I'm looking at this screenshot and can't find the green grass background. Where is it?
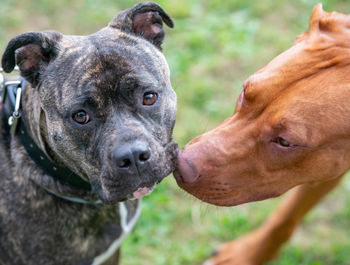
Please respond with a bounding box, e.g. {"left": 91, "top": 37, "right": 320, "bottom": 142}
{"left": 1, "top": 0, "right": 350, "bottom": 264}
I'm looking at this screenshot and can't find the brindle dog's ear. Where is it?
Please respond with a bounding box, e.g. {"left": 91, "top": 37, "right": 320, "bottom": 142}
{"left": 108, "top": 2, "right": 174, "bottom": 49}
{"left": 1, "top": 31, "right": 62, "bottom": 87}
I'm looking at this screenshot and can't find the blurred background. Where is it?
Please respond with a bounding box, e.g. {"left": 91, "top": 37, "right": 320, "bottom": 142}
{"left": 1, "top": 0, "right": 350, "bottom": 264}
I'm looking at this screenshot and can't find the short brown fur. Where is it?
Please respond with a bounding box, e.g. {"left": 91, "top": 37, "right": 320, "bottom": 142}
{"left": 175, "top": 4, "right": 350, "bottom": 264}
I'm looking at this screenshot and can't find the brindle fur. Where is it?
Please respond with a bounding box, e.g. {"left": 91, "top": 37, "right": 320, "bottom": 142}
{"left": 0, "top": 2, "right": 176, "bottom": 265}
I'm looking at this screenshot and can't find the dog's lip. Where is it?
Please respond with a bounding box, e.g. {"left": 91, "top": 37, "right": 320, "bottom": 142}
{"left": 173, "top": 170, "right": 184, "bottom": 183}
{"left": 130, "top": 183, "right": 157, "bottom": 199}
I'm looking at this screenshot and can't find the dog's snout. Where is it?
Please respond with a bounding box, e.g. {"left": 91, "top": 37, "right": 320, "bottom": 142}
{"left": 113, "top": 142, "right": 151, "bottom": 170}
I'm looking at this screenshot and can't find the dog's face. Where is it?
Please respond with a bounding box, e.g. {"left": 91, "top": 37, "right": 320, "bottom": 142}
{"left": 175, "top": 4, "right": 350, "bottom": 206}
{"left": 1, "top": 3, "right": 177, "bottom": 202}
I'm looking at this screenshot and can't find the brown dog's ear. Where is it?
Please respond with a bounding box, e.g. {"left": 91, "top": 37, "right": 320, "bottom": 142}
{"left": 1, "top": 31, "right": 62, "bottom": 87}
{"left": 108, "top": 2, "right": 174, "bottom": 49}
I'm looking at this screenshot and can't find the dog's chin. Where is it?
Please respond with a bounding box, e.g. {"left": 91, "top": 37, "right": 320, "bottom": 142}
{"left": 96, "top": 181, "right": 158, "bottom": 203}
{"left": 128, "top": 183, "right": 157, "bottom": 200}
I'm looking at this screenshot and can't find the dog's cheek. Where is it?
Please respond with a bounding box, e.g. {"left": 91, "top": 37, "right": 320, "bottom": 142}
{"left": 46, "top": 119, "right": 98, "bottom": 167}
{"left": 149, "top": 141, "right": 175, "bottom": 179}
{"left": 159, "top": 90, "right": 177, "bottom": 142}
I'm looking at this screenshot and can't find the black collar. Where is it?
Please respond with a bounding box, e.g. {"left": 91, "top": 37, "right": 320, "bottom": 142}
{"left": 0, "top": 76, "right": 91, "bottom": 191}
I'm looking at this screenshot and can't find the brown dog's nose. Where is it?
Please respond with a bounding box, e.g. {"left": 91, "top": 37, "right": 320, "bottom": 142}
{"left": 175, "top": 151, "right": 200, "bottom": 183}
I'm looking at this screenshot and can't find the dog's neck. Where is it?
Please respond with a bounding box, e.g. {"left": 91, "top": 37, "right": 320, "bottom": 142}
{"left": 0, "top": 76, "right": 99, "bottom": 202}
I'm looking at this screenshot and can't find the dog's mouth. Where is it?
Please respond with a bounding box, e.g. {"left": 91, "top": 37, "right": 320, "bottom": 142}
{"left": 128, "top": 182, "right": 157, "bottom": 200}
{"left": 99, "top": 178, "right": 161, "bottom": 203}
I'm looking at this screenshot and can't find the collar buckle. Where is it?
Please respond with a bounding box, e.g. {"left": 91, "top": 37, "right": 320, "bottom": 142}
{"left": 3, "top": 80, "right": 22, "bottom": 134}
{"left": 0, "top": 68, "right": 4, "bottom": 106}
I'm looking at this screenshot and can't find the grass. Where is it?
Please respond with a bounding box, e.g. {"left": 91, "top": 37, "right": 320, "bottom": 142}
{"left": 1, "top": 0, "right": 350, "bottom": 264}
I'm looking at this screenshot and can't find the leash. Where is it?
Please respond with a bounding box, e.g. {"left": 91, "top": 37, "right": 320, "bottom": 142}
{"left": 0, "top": 69, "right": 101, "bottom": 204}
{"left": 92, "top": 199, "right": 142, "bottom": 265}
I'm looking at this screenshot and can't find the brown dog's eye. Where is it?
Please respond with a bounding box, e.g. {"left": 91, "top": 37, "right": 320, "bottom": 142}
{"left": 143, "top": 92, "right": 158, "bottom": 105}
{"left": 277, "top": 137, "right": 291, "bottom": 147}
{"left": 73, "top": 111, "right": 90, "bottom": 124}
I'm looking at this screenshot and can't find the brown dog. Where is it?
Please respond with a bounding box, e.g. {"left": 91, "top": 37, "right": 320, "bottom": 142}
{"left": 175, "top": 4, "right": 350, "bottom": 265}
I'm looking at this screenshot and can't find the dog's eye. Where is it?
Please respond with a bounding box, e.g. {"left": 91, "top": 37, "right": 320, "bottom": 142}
{"left": 277, "top": 137, "right": 291, "bottom": 147}
{"left": 73, "top": 111, "right": 90, "bottom": 124}
{"left": 143, "top": 92, "right": 158, "bottom": 106}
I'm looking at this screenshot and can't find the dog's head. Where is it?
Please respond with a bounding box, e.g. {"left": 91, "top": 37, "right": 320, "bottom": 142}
{"left": 175, "top": 4, "right": 350, "bottom": 206}
{"left": 1, "top": 2, "right": 177, "bottom": 202}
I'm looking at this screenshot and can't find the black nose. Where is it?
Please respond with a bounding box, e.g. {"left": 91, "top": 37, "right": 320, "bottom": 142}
{"left": 113, "top": 142, "right": 151, "bottom": 170}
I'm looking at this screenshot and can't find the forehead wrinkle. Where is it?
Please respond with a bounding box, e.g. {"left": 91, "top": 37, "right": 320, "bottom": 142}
{"left": 58, "top": 77, "right": 98, "bottom": 112}
{"left": 107, "top": 36, "right": 166, "bottom": 83}
{"left": 96, "top": 48, "right": 132, "bottom": 94}
{"left": 87, "top": 33, "right": 167, "bottom": 97}
{"left": 243, "top": 6, "right": 350, "bottom": 108}
{"left": 74, "top": 91, "right": 99, "bottom": 104}
{"left": 73, "top": 83, "right": 111, "bottom": 113}
{"left": 51, "top": 39, "right": 100, "bottom": 103}
{"left": 242, "top": 38, "right": 350, "bottom": 117}
{"left": 131, "top": 41, "right": 167, "bottom": 83}
{"left": 119, "top": 71, "right": 156, "bottom": 90}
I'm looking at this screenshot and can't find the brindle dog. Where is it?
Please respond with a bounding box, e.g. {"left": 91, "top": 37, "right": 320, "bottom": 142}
{"left": 0, "top": 2, "right": 177, "bottom": 265}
